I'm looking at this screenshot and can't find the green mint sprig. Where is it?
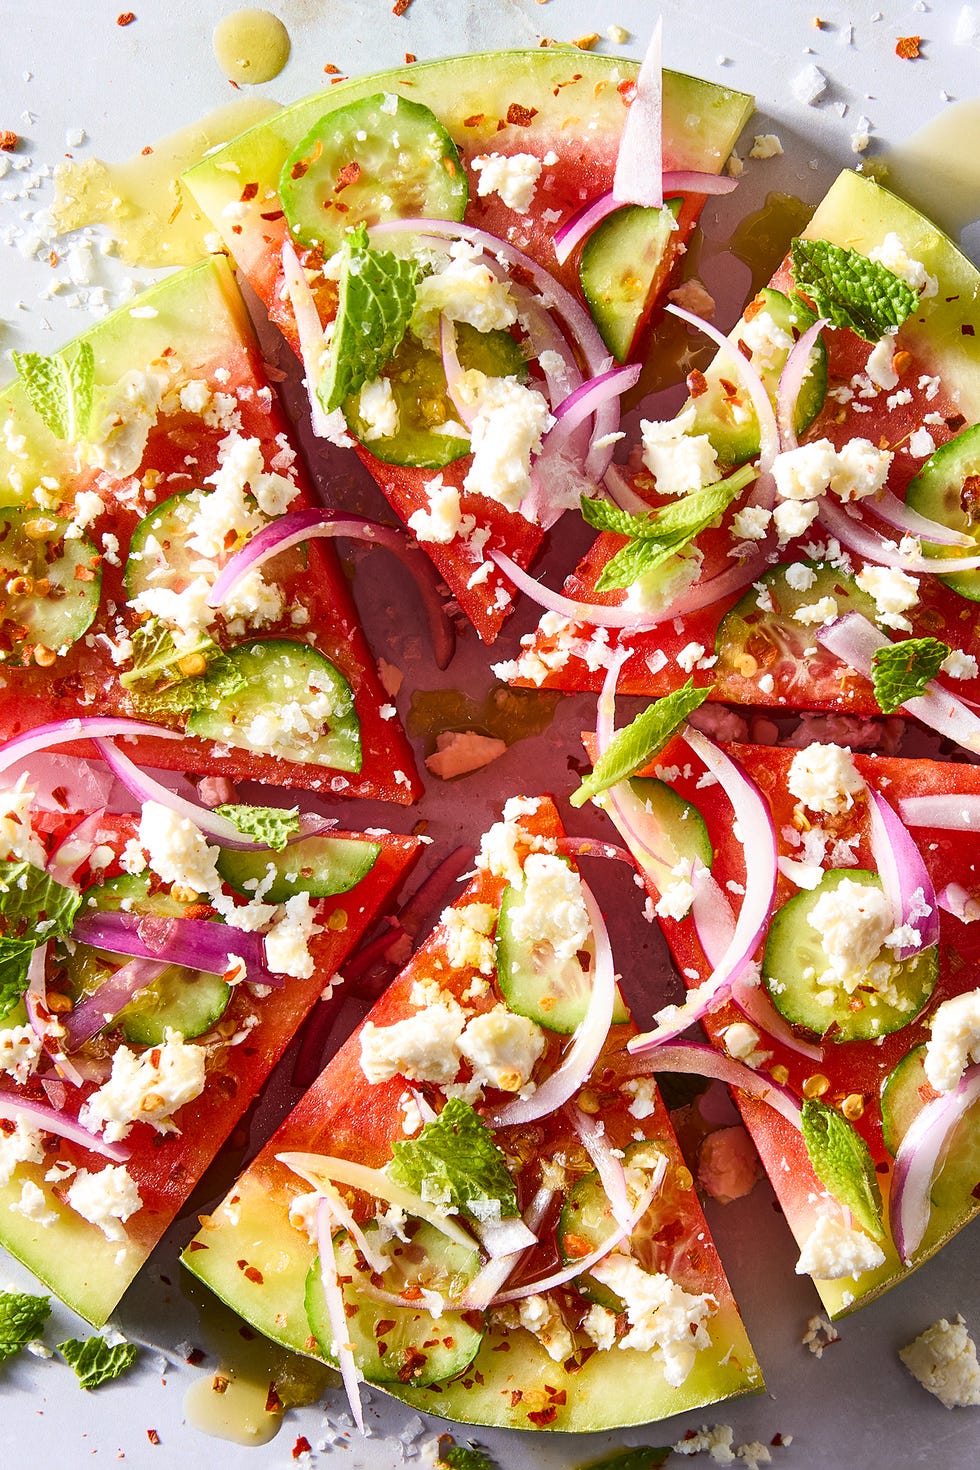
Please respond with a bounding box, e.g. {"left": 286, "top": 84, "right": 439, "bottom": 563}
{"left": 791, "top": 237, "right": 917, "bottom": 343}
{"left": 870, "top": 636, "right": 950, "bottom": 714}
{"left": 12, "top": 341, "right": 96, "bottom": 442}
{"left": 319, "top": 222, "right": 418, "bottom": 412}
{"left": 801, "top": 1098, "right": 884, "bottom": 1241}
{"left": 570, "top": 680, "right": 711, "bottom": 809}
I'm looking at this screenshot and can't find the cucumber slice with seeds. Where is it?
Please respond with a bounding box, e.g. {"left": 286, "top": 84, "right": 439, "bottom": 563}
{"left": 124, "top": 488, "right": 262, "bottom": 603}
{"left": 905, "top": 424, "right": 980, "bottom": 600}
{"left": 762, "top": 869, "right": 939, "bottom": 1042}
{"left": 186, "top": 640, "right": 361, "bottom": 771}
{"left": 881, "top": 1043, "right": 980, "bottom": 1214}
{"left": 557, "top": 1140, "right": 672, "bottom": 1309}
{"left": 216, "top": 833, "right": 380, "bottom": 903}
{"left": 306, "top": 1221, "right": 483, "bottom": 1387}
{"left": 280, "top": 93, "right": 468, "bottom": 254}
{"left": 580, "top": 199, "right": 682, "bottom": 364}
{"left": 0, "top": 508, "right": 101, "bottom": 664}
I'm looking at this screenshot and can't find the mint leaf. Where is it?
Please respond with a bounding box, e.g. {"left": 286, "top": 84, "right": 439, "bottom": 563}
{"left": 791, "top": 238, "right": 917, "bottom": 343}
{"left": 0, "top": 1290, "right": 50, "bottom": 1364}
{"left": 319, "top": 223, "right": 418, "bottom": 412}
{"left": 0, "top": 860, "right": 81, "bottom": 1013}
{"left": 871, "top": 636, "right": 950, "bottom": 715}
{"left": 595, "top": 535, "right": 685, "bottom": 592}
{"left": 801, "top": 1098, "right": 884, "bottom": 1241}
{"left": 58, "top": 1335, "right": 138, "bottom": 1390}
{"left": 578, "top": 1450, "right": 671, "bottom": 1470}
{"left": 443, "top": 1447, "right": 499, "bottom": 1470}
{"left": 121, "top": 620, "right": 246, "bottom": 715}
{"left": 213, "top": 803, "right": 300, "bottom": 852}
{"left": 12, "top": 340, "right": 95, "bottom": 441}
{"left": 570, "top": 681, "right": 712, "bottom": 809}
{"left": 580, "top": 497, "right": 658, "bottom": 539}
{"left": 388, "top": 1097, "right": 518, "bottom": 1220}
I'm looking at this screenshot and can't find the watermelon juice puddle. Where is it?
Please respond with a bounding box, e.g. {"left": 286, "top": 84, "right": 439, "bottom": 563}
{"left": 51, "top": 96, "right": 281, "bottom": 267}
{"left": 869, "top": 99, "right": 980, "bottom": 240}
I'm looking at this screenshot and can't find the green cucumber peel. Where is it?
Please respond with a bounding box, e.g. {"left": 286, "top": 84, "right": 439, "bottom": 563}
{"left": 12, "top": 340, "right": 95, "bottom": 442}
{"left": 212, "top": 803, "right": 301, "bottom": 852}
{"left": 0, "top": 861, "right": 81, "bottom": 1015}
{"left": 790, "top": 237, "right": 917, "bottom": 343}
{"left": 570, "top": 680, "right": 712, "bottom": 809}
{"left": 58, "top": 1335, "right": 138, "bottom": 1390}
{"left": 870, "top": 636, "right": 951, "bottom": 715}
{"left": 800, "top": 1098, "right": 884, "bottom": 1241}
{"left": 319, "top": 222, "right": 419, "bottom": 412}
{"left": 0, "top": 1290, "right": 50, "bottom": 1364}
{"left": 388, "top": 1097, "right": 518, "bottom": 1221}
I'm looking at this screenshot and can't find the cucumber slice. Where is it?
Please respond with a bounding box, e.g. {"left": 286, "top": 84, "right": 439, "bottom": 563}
{"left": 216, "top": 833, "right": 381, "bottom": 903}
{"left": 306, "top": 1222, "right": 483, "bottom": 1387}
{"left": 123, "top": 489, "right": 260, "bottom": 602}
{"left": 762, "top": 869, "right": 939, "bottom": 1042}
{"left": 496, "top": 859, "right": 630, "bottom": 1033}
{"left": 880, "top": 1043, "right": 934, "bottom": 1158}
{"left": 629, "top": 776, "right": 713, "bottom": 885}
{"left": 686, "top": 289, "right": 828, "bottom": 465}
{"left": 905, "top": 424, "right": 980, "bottom": 600}
{"left": 0, "top": 508, "right": 101, "bottom": 664}
{"left": 280, "top": 93, "right": 468, "bottom": 254}
{"left": 714, "top": 560, "right": 880, "bottom": 696}
{"left": 580, "top": 200, "right": 682, "bottom": 364}
{"left": 68, "top": 873, "right": 230, "bottom": 1046}
{"left": 343, "top": 322, "right": 526, "bottom": 469}
{"left": 186, "top": 640, "right": 361, "bottom": 772}
{"left": 880, "top": 1043, "right": 980, "bottom": 1214}
{"left": 557, "top": 1140, "right": 671, "bottom": 1308}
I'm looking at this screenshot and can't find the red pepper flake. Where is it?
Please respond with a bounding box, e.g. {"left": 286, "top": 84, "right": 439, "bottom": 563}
{"left": 0, "top": 131, "right": 19, "bottom": 152}
{"left": 506, "top": 102, "right": 538, "bottom": 127}
{"left": 895, "top": 35, "right": 922, "bottom": 59}
{"left": 146, "top": 1431, "right": 160, "bottom": 1446}
{"left": 392, "top": 0, "right": 412, "bottom": 13}
{"left": 686, "top": 369, "right": 709, "bottom": 399}
{"left": 397, "top": 1345, "right": 428, "bottom": 1382}
{"left": 334, "top": 160, "right": 362, "bottom": 193}
{"left": 527, "top": 1406, "right": 558, "bottom": 1427}
{"left": 510, "top": 1389, "right": 523, "bottom": 1407}
{"left": 405, "top": 52, "right": 416, "bottom": 63}
{"left": 186, "top": 1240, "right": 208, "bottom": 1252}
{"left": 117, "top": 11, "right": 136, "bottom": 24}
{"left": 140, "top": 145, "right": 153, "bottom": 156}
{"left": 962, "top": 324, "right": 976, "bottom": 336}
{"left": 259, "top": 209, "right": 284, "bottom": 221}
{"left": 292, "top": 1439, "right": 312, "bottom": 1461}
{"left": 772, "top": 1434, "right": 787, "bottom": 1447}
{"left": 240, "top": 182, "right": 259, "bottom": 202}
{"left": 463, "top": 113, "right": 485, "bottom": 127}
{"left": 185, "top": 1347, "right": 206, "bottom": 1365}
{"left": 323, "top": 63, "right": 341, "bottom": 74}
{"left": 264, "top": 1385, "right": 282, "bottom": 1413}
{"left": 617, "top": 78, "right": 637, "bottom": 104}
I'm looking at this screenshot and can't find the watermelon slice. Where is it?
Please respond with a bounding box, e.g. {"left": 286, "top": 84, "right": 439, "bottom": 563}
{"left": 183, "top": 49, "right": 753, "bottom": 643}
{"left": 182, "top": 794, "right": 762, "bottom": 1431}
{"left": 0, "top": 257, "right": 422, "bottom": 803}
{"left": 586, "top": 731, "right": 980, "bottom": 1319}
{"left": 500, "top": 171, "right": 980, "bottom": 731}
{"left": 0, "top": 782, "right": 419, "bottom": 1325}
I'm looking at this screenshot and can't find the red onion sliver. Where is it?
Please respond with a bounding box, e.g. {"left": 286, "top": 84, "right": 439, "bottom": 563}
{"left": 776, "top": 317, "right": 828, "bottom": 451}
{"left": 0, "top": 1093, "right": 130, "bottom": 1162}
{"left": 490, "top": 1157, "right": 666, "bottom": 1306}
{"left": 900, "top": 795, "right": 980, "bottom": 831}
{"left": 24, "top": 943, "right": 86, "bottom": 1087}
{"left": 553, "top": 192, "right": 624, "bottom": 266}
{"left": 281, "top": 240, "right": 342, "bottom": 441}
{"left": 487, "top": 879, "right": 615, "bottom": 1128}
{"left": 64, "top": 958, "right": 170, "bottom": 1052}
{"left": 315, "top": 1197, "right": 365, "bottom": 1433}
{"left": 613, "top": 17, "right": 664, "bottom": 208}
{"left": 890, "top": 1063, "right": 980, "bottom": 1263}
{"left": 506, "top": 280, "right": 583, "bottom": 405}
{"left": 555, "top": 835, "right": 634, "bottom": 865}
{"left": 472, "top": 1213, "right": 538, "bottom": 1260}
{"left": 866, "top": 787, "right": 938, "bottom": 959}
{"left": 0, "top": 718, "right": 181, "bottom": 775}
{"left": 629, "top": 729, "right": 778, "bottom": 1051}
{"left": 593, "top": 649, "right": 674, "bottom": 883}
{"left": 866, "top": 490, "right": 975, "bottom": 548}
{"left": 937, "top": 884, "right": 980, "bottom": 923}
{"left": 71, "top": 910, "right": 271, "bottom": 982}
{"left": 94, "top": 738, "right": 270, "bottom": 850}
{"left": 462, "top": 1185, "right": 554, "bottom": 1311}
{"left": 604, "top": 462, "right": 656, "bottom": 516}
{"left": 46, "top": 809, "right": 106, "bottom": 887}
{"left": 618, "top": 1040, "right": 804, "bottom": 1131}
{"left": 568, "top": 1104, "right": 630, "bottom": 1228}
{"left": 541, "top": 363, "right": 640, "bottom": 477}
{"left": 438, "top": 315, "right": 474, "bottom": 428}
{"left": 489, "top": 549, "right": 658, "bottom": 628}
{"left": 205, "top": 507, "right": 454, "bottom": 671}
{"left": 666, "top": 303, "right": 780, "bottom": 472}
{"left": 818, "top": 496, "right": 980, "bottom": 573}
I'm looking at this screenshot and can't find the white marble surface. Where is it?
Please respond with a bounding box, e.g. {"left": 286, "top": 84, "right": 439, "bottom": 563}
{"left": 1, "top": 1, "right": 980, "bottom": 1467}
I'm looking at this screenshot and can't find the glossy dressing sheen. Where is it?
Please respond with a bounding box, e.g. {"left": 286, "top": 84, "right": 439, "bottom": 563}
{"left": 872, "top": 99, "right": 980, "bottom": 238}
{"left": 213, "top": 8, "right": 291, "bottom": 84}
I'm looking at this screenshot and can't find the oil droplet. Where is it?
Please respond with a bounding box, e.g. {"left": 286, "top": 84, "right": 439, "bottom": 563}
{"left": 183, "top": 1281, "right": 334, "bottom": 1447}
{"left": 407, "top": 681, "right": 561, "bottom": 748}
{"left": 869, "top": 99, "right": 980, "bottom": 239}
{"left": 214, "top": 9, "right": 292, "bottom": 85}
{"left": 728, "top": 191, "right": 815, "bottom": 297}
{"left": 52, "top": 97, "right": 281, "bottom": 267}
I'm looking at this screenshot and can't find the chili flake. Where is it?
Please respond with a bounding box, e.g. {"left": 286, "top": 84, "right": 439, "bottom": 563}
{"left": 895, "top": 35, "right": 922, "bottom": 59}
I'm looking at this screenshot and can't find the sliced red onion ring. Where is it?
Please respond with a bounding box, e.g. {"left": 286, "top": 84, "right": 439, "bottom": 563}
{"left": 438, "top": 315, "right": 475, "bottom": 429}
{"left": 568, "top": 1103, "right": 630, "bottom": 1229}
{"left": 278, "top": 1152, "right": 477, "bottom": 1252}
{"left": 206, "top": 507, "right": 454, "bottom": 671}
{"left": 866, "top": 787, "right": 938, "bottom": 960}
{"left": 554, "top": 176, "right": 736, "bottom": 267}
{"left": 489, "top": 550, "right": 658, "bottom": 628}
{"left": 666, "top": 302, "right": 780, "bottom": 473}
{"left": 312, "top": 1179, "right": 390, "bottom": 1276}
{"left": 0, "top": 719, "right": 181, "bottom": 775}
{"left": 890, "top": 1063, "right": 980, "bottom": 1263}
{"left": 462, "top": 1185, "right": 553, "bottom": 1311}
{"left": 71, "top": 911, "right": 270, "bottom": 982}
{"left": 487, "top": 880, "right": 615, "bottom": 1128}
{"left": 0, "top": 1093, "right": 130, "bottom": 1162}
{"left": 937, "top": 883, "right": 980, "bottom": 923}
{"left": 472, "top": 1213, "right": 538, "bottom": 1260}
{"left": 490, "top": 1157, "right": 666, "bottom": 1306}
{"left": 629, "top": 729, "right": 778, "bottom": 1052}
{"left": 776, "top": 317, "right": 828, "bottom": 451}
{"left": 865, "top": 490, "right": 975, "bottom": 548}
{"left": 613, "top": 17, "right": 664, "bottom": 208}
{"left": 64, "top": 957, "right": 170, "bottom": 1052}
{"left": 24, "top": 943, "right": 86, "bottom": 1088}
{"left": 47, "top": 809, "right": 106, "bottom": 887}
{"left": 900, "top": 795, "right": 980, "bottom": 831}
{"left": 618, "top": 1040, "right": 804, "bottom": 1131}
{"left": 604, "top": 462, "right": 656, "bottom": 516}
{"left": 540, "top": 363, "right": 641, "bottom": 477}
{"left": 315, "top": 1197, "right": 365, "bottom": 1433}
{"left": 555, "top": 836, "right": 633, "bottom": 865}
{"left": 592, "top": 649, "right": 674, "bottom": 883}
{"left": 818, "top": 612, "right": 980, "bottom": 756}
{"left": 506, "top": 279, "right": 583, "bottom": 406}
{"left": 817, "top": 497, "right": 980, "bottom": 573}
{"left": 281, "top": 240, "right": 344, "bottom": 441}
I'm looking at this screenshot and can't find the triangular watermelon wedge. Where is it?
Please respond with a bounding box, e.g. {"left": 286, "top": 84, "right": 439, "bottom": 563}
{"left": 183, "top": 49, "right": 753, "bottom": 643}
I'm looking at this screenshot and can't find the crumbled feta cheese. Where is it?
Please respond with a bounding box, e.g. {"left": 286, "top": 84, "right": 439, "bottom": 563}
{"left": 772, "top": 498, "right": 820, "bottom": 542}
{"left": 407, "top": 475, "right": 468, "bottom": 545}
{"left": 81, "top": 1030, "right": 207, "bottom": 1142}
{"left": 739, "top": 309, "right": 794, "bottom": 374}
{"left": 908, "top": 426, "right": 936, "bottom": 458}
{"left": 807, "top": 878, "right": 893, "bottom": 984}
{"left": 0, "top": 1025, "right": 42, "bottom": 1085}
{"left": 457, "top": 1006, "right": 545, "bottom": 1093}
{"left": 855, "top": 565, "right": 919, "bottom": 630}
{"left": 440, "top": 901, "right": 498, "bottom": 975}
{"left": 623, "top": 1075, "right": 658, "bottom": 1119}
{"left": 869, "top": 231, "right": 938, "bottom": 298}
{"left": 66, "top": 488, "right": 105, "bottom": 537}
{"left": 359, "top": 1003, "right": 466, "bottom": 1085}
{"left": 10, "top": 1179, "right": 57, "bottom": 1227}
{"left": 722, "top": 1021, "right": 770, "bottom": 1069}
{"left": 357, "top": 377, "right": 399, "bottom": 441}
{"left": 475, "top": 796, "right": 553, "bottom": 887}
{"left": 772, "top": 439, "right": 839, "bottom": 501}
{"left": 508, "top": 852, "right": 591, "bottom": 964}
{"left": 788, "top": 742, "right": 865, "bottom": 815}
{"left": 795, "top": 1214, "right": 886, "bottom": 1279}
{"left": 589, "top": 1253, "right": 715, "bottom": 1386}
{"left": 830, "top": 438, "right": 893, "bottom": 501}
{"left": 784, "top": 562, "right": 817, "bottom": 592}
{"left": 793, "top": 596, "right": 838, "bottom": 627}
{"left": 471, "top": 152, "right": 543, "bottom": 213}
{"left": 66, "top": 1164, "right": 142, "bottom": 1242}
{"left": 264, "top": 892, "right": 323, "bottom": 979}
{"left": 865, "top": 336, "right": 900, "bottom": 390}
{"left": 460, "top": 373, "right": 552, "bottom": 512}
{"left": 0, "top": 1116, "right": 44, "bottom": 1184}
{"left": 941, "top": 649, "right": 979, "bottom": 680}
{"left": 924, "top": 988, "right": 980, "bottom": 1093}
{"left": 748, "top": 133, "right": 783, "bottom": 160}
{"left": 655, "top": 867, "right": 697, "bottom": 923}
{"left": 900, "top": 1316, "right": 980, "bottom": 1408}
{"left": 139, "top": 801, "right": 221, "bottom": 897}
{"left": 514, "top": 1292, "right": 574, "bottom": 1361}
{"left": 640, "top": 405, "right": 720, "bottom": 498}
{"left": 731, "top": 505, "right": 771, "bottom": 541}
{"left": 85, "top": 365, "right": 170, "bottom": 476}
{"left": 413, "top": 239, "right": 518, "bottom": 339}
